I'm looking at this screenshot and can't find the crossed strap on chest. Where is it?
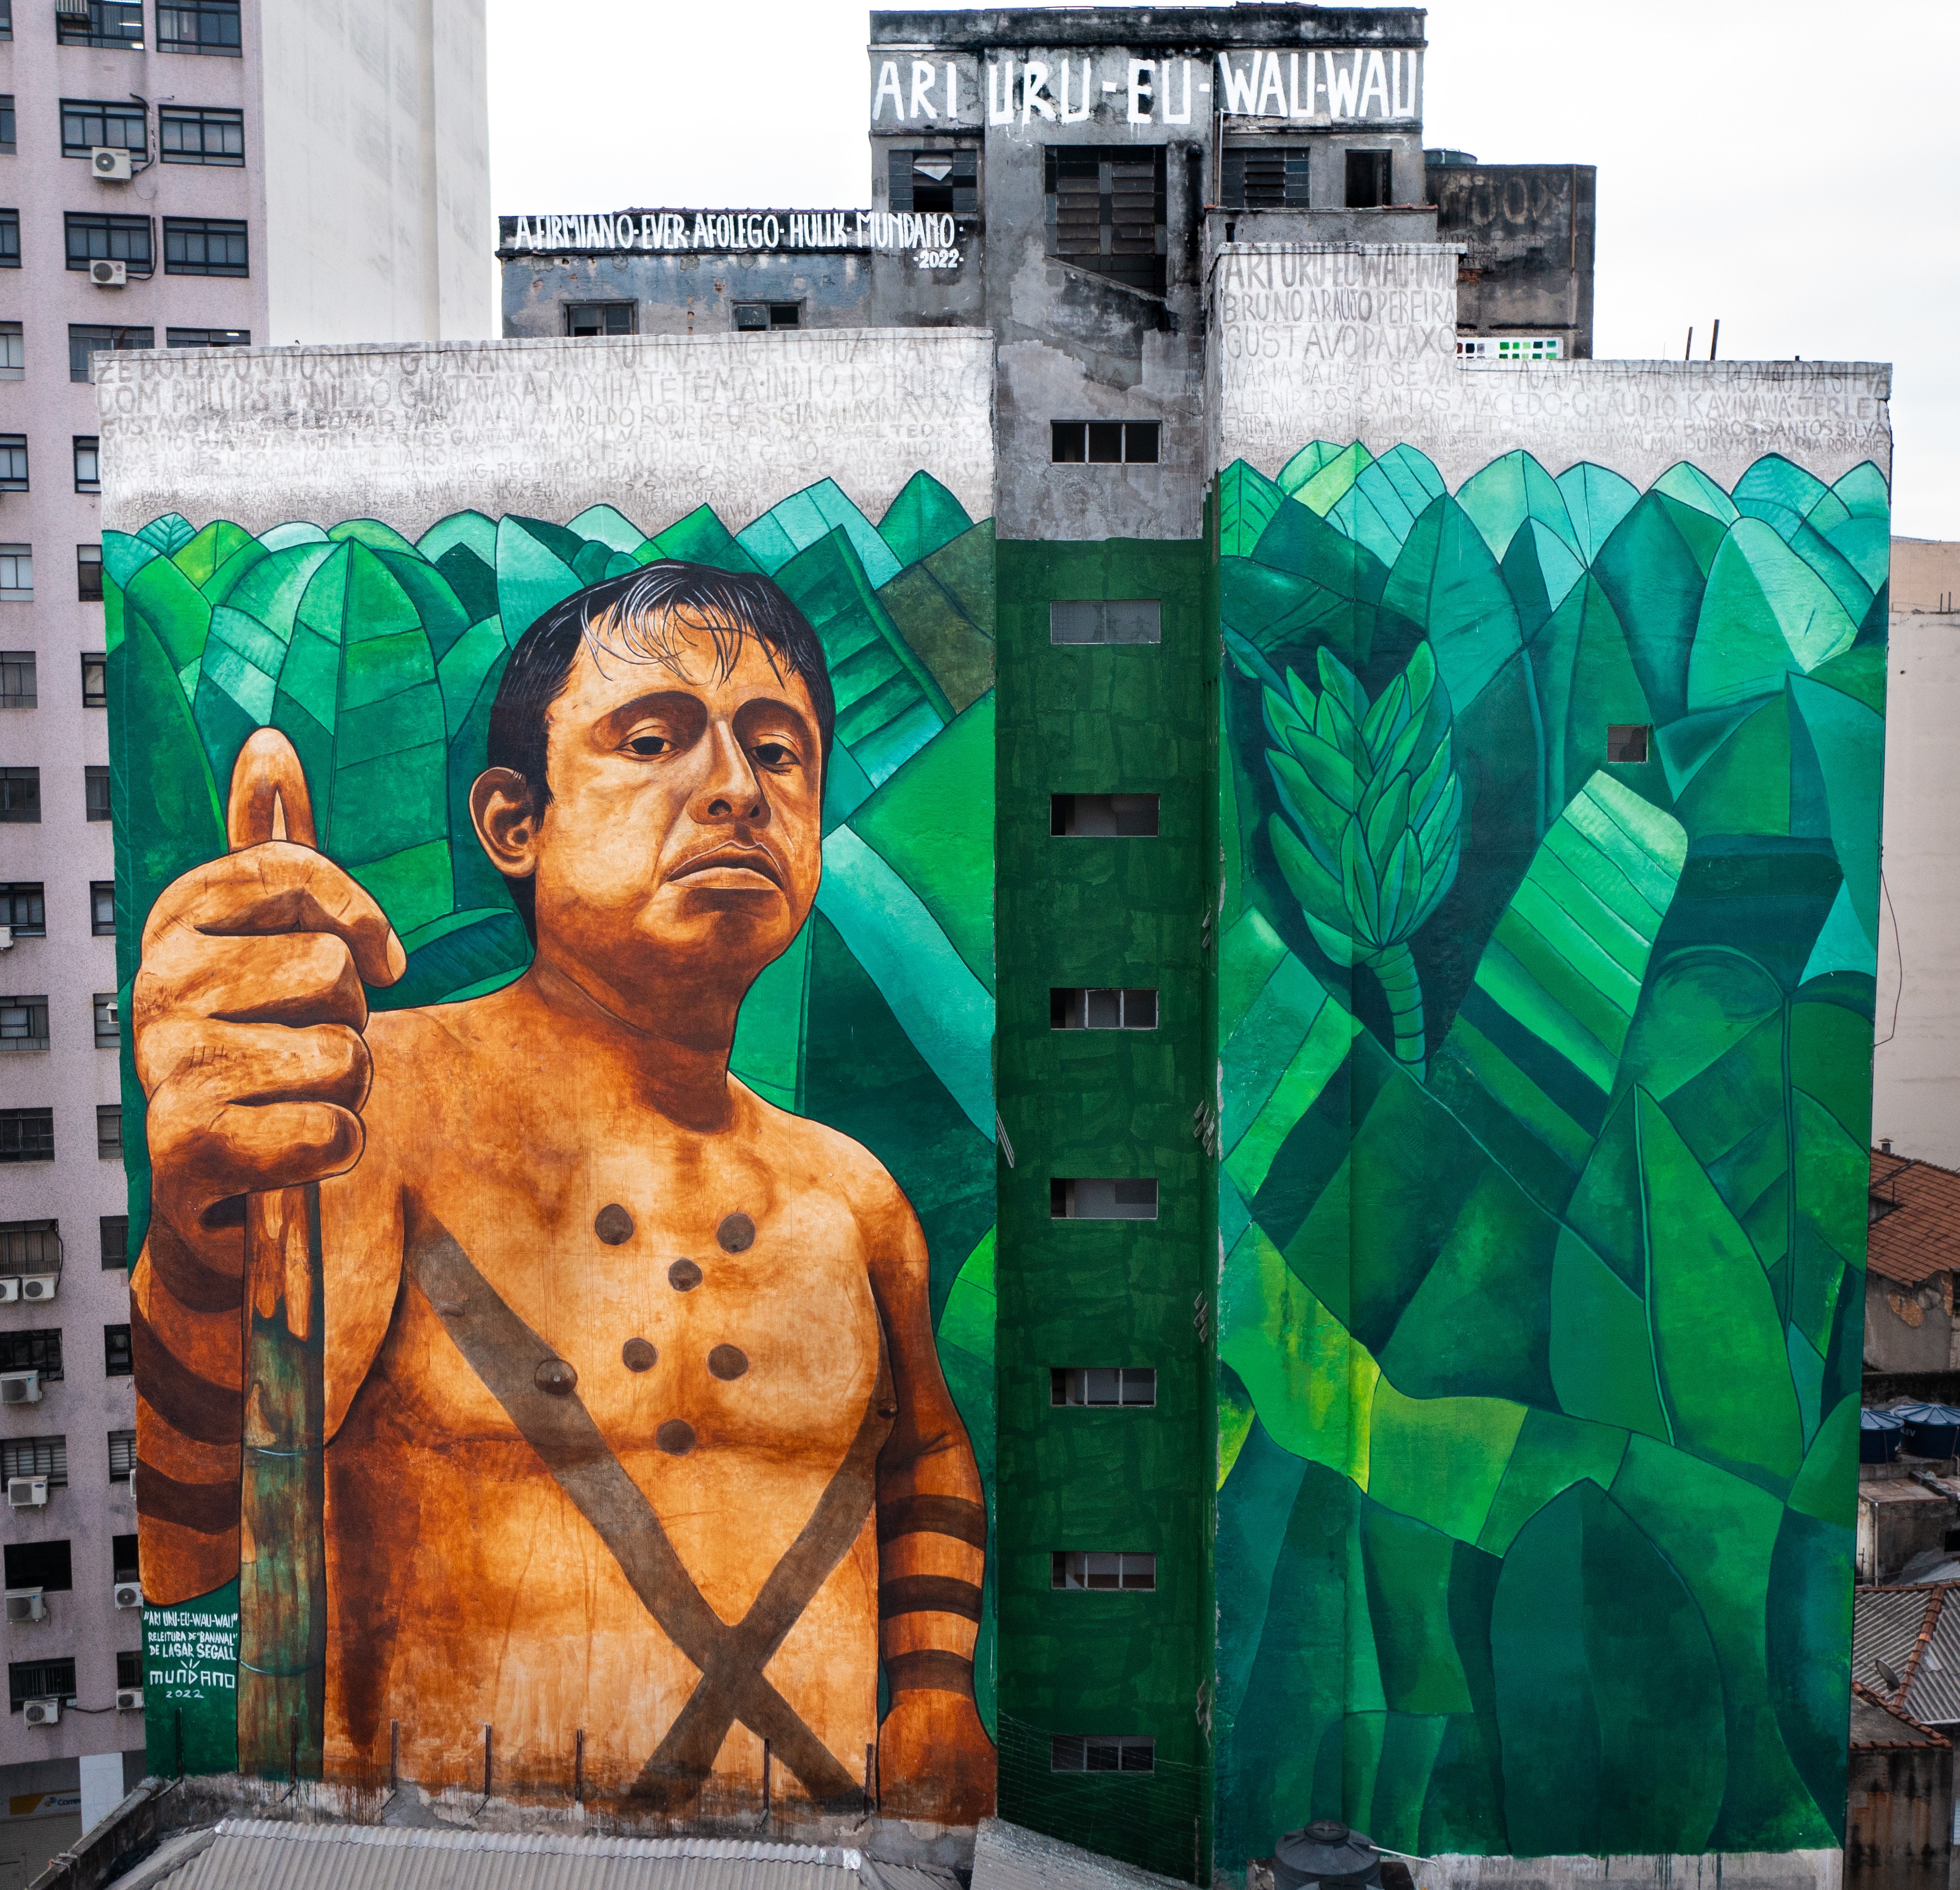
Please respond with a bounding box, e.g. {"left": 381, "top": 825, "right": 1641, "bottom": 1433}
{"left": 410, "top": 1224, "right": 889, "bottom": 1813}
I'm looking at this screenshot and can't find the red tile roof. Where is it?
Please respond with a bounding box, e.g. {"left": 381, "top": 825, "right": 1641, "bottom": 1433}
{"left": 1868, "top": 1151, "right": 1960, "bottom": 1288}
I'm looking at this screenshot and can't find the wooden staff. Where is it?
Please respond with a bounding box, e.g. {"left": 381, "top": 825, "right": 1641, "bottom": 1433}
{"left": 227, "top": 729, "right": 327, "bottom": 1780}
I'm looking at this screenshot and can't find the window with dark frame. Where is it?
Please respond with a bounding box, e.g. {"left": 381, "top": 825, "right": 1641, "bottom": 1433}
{"left": 159, "top": 105, "right": 243, "bottom": 165}
{"left": 65, "top": 213, "right": 153, "bottom": 274}
{"left": 81, "top": 652, "right": 105, "bottom": 704}
{"left": 85, "top": 765, "right": 110, "bottom": 821}
{"left": 2, "top": 883, "right": 45, "bottom": 937}
{"left": 0, "top": 322, "right": 20, "bottom": 379}
{"left": 78, "top": 549, "right": 105, "bottom": 603}
{"left": 0, "top": 1108, "right": 52, "bottom": 1162}
{"left": 565, "top": 302, "right": 634, "bottom": 338}
{"left": 1050, "top": 1178, "right": 1159, "bottom": 1222}
{"left": 1049, "top": 600, "right": 1161, "bottom": 645}
{"left": 70, "top": 324, "right": 155, "bottom": 382}
{"left": 0, "top": 434, "right": 25, "bottom": 490}
{"left": 73, "top": 438, "right": 99, "bottom": 494}
{"left": 1051, "top": 793, "right": 1159, "bottom": 837}
{"left": 0, "top": 649, "right": 33, "bottom": 708}
{"left": 1345, "top": 148, "right": 1394, "bottom": 208}
{"left": 3, "top": 1539, "right": 70, "bottom": 1592}
{"left": 1, "top": 1437, "right": 66, "bottom": 1486}
{"left": 96, "top": 1104, "right": 121, "bottom": 1159}
{"left": 0, "top": 766, "right": 40, "bottom": 821}
{"left": 887, "top": 146, "right": 979, "bottom": 215}
{"left": 1051, "top": 988, "right": 1159, "bottom": 1030}
{"left": 0, "top": 2, "right": 11, "bottom": 40}
{"left": 0, "top": 546, "right": 29, "bottom": 599}
{"left": 1052, "top": 1551, "right": 1157, "bottom": 1591}
{"left": 0, "top": 210, "right": 18, "bottom": 268}
{"left": 1044, "top": 146, "right": 1166, "bottom": 295}
{"left": 1050, "top": 420, "right": 1159, "bottom": 465}
{"left": 112, "top": 1535, "right": 139, "bottom": 1584}
{"left": 103, "top": 1324, "right": 132, "bottom": 1376}
{"left": 0, "top": 95, "right": 14, "bottom": 154}
{"left": 1050, "top": 1735, "right": 1155, "bottom": 1774}
{"left": 0, "top": 1219, "right": 58, "bottom": 1272}
{"left": 8, "top": 1658, "right": 77, "bottom": 1713}
{"left": 733, "top": 303, "right": 800, "bottom": 331}
{"left": 156, "top": 0, "right": 241, "bottom": 55}
{"left": 1051, "top": 1367, "right": 1157, "bottom": 1407}
{"left": 0, "top": 1331, "right": 61, "bottom": 1380}
{"left": 1606, "top": 724, "right": 1651, "bottom": 764}
{"left": 57, "top": 0, "right": 144, "bottom": 50}
{"left": 92, "top": 992, "right": 116, "bottom": 1048}
{"left": 163, "top": 216, "right": 247, "bottom": 276}
{"left": 117, "top": 1650, "right": 141, "bottom": 1689}
{"left": 164, "top": 327, "right": 248, "bottom": 348}
{"left": 1223, "top": 143, "right": 1312, "bottom": 210}
{"left": 100, "top": 1215, "right": 128, "bottom": 1268}
{"left": 107, "top": 1429, "right": 135, "bottom": 1481}
{"left": 60, "top": 98, "right": 148, "bottom": 158}
{"left": 0, "top": 995, "right": 48, "bottom": 1052}
{"left": 90, "top": 882, "right": 115, "bottom": 936}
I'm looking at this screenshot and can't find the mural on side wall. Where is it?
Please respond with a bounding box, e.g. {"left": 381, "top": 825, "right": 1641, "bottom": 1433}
{"left": 113, "top": 477, "right": 999, "bottom": 1824}
{"left": 1211, "top": 441, "right": 1886, "bottom": 1863}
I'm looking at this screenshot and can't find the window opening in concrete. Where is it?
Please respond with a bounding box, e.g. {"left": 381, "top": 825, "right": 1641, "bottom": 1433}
{"left": 1050, "top": 420, "right": 1159, "bottom": 465}
{"left": 93, "top": 992, "right": 118, "bottom": 1048}
{"left": 112, "top": 1535, "right": 138, "bottom": 1583}
{"left": 65, "top": 213, "right": 153, "bottom": 275}
{"left": 1223, "top": 144, "right": 1312, "bottom": 210}
{"left": 107, "top": 1430, "right": 135, "bottom": 1481}
{"left": 1051, "top": 988, "right": 1158, "bottom": 1030}
{"left": 85, "top": 765, "right": 110, "bottom": 821}
{"left": 96, "top": 1104, "right": 121, "bottom": 1159}
{"left": 0, "top": 323, "right": 19, "bottom": 377}
{"left": 0, "top": 211, "right": 17, "bottom": 269}
{"left": 4, "top": 1539, "right": 70, "bottom": 1591}
{"left": 1052, "top": 1551, "right": 1156, "bottom": 1591}
{"left": 1052, "top": 1367, "right": 1157, "bottom": 1407}
{"left": 69, "top": 324, "right": 154, "bottom": 381}
{"left": 734, "top": 303, "right": 801, "bottom": 332}
{"left": 0, "top": 1221, "right": 58, "bottom": 1273}
{"left": 1049, "top": 600, "right": 1161, "bottom": 645}
{"left": 8, "top": 1658, "right": 77, "bottom": 1712}
{"left": 0, "top": 996, "right": 48, "bottom": 1052}
{"left": 0, "top": 767, "right": 40, "bottom": 820}
{"left": 163, "top": 216, "right": 247, "bottom": 276}
{"left": 0, "top": 95, "right": 11, "bottom": 153}
{"left": 0, "top": 1108, "right": 52, "bottom": 1162}
{"left": 117, "top": 1651, "right": 141, "bottom": 1689}
{"left": 1051, "top": 793, "right": 1158, "bottom": 837}
{"left": 57, "top": 1, "right": 143, "bottom": 50}
{"left": 1606, "top": 724, "right": 1651, "bottom": 764}
{"left": 156, "top": 0, "right": 240, "bottom": 55}
{"left": 2, "top": 883, "right": 44, "bottom": 936}
{"left": 81, "top": 653, "right": 105, "bottom": 704}
{"left": 74, "top": 437, "right": 99, "bottom": 493}
{"left": 60, "top": 97, "right": 147, "bottom": 157}
{"left": 0, "top": 1333, "right": 61, "bottom": 1381}
{"left": 100, "top": 1215, "right": 127, "bottom": 1268}
{"left": 566, "top": 302, "right": 634, "bottom": 338}
{"left": 1345, "top": 149, "right": 1394, "bottom": 207}
{"left": 2, "top": 1437, "right": 66, "bottom": 1484}
{"left": 89, "top": 882, "right": 114, "bottom": 936}
{"left": 1045, "top": 146, "right": 1166, "bottom": 295}
{"left": 159, "top": 105, "right": 243, "bottom": 164}
{"left": 0, "top": 650, "right": 33, "bottom": 707}
{"left": 78, "top": 548, "right": 104, "bottom": 602}
{"left": 165, "top": 327, "right": 248, "bottom": 348}
{"left": 889, "top": 147, "right": 978, "bottom": 215}
{"left": 1051, "top": 1735, "right": 1155, "bottom": 1773}
{"left": 1051, "top": 1178, "right": 1158, "bottom": 1221}
{"left": 0, "top": 434, "right": 25, "bottom": 490}
{"left": 104, "top": 1324, "right": 132, "bottom": 1376}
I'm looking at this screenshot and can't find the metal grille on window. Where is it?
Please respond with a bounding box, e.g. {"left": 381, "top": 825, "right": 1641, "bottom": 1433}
{"left": 1044, "top": 146, "right": 1167, "bottom": 295}
{"left": 1051, "top": 1367, "right": 1158, "bottom": 1407}
{"left": 9, "top": 1658, "right": 78, "bottom": 1711}
{"left": 1050, "top": 1734, "right": 1155, "bottom": 1773}
{"left": 57, "top": 1, "right": 143, "bottom": 50}
{"left": 888, "top": 147, "right": 978, "bottom": 215}
{"left": 1222, "top": 144, "right": 1312, "bottom": 210}
{"left": 108, "top": 1428, "right": 136, "bottom": 1480}
{"left": 0, "top": 1333, "right": 60, "bottom": 1381}
{"left": 101, "top": 1215, "right": 128, "bottom": 1267}
{"left": 0, "top": 436, "right": 25, "bottom": 491}
{"left": 65, "top": 214, "right": 154, "bottom": 274}
{"left": 96, "top": 1104, "right": 121, "bottom": 1158}
{"left": 1052, "top": 1551, "right": 1157, "bottom": 1591}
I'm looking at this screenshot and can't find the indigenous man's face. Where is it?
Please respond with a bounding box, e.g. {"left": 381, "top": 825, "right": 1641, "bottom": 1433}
{"left": 518, "top": 619, "right": 825, "bottom": 997}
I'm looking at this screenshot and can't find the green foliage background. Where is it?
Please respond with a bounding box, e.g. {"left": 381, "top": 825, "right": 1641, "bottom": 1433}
{"left": 1214, "top": 442, "right": 1886, "bottom": 1862}
{"left": 110, "top": 474, "right": 1000, "bottom": 1755}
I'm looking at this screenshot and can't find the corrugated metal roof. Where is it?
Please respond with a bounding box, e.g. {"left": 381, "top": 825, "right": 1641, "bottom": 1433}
{"left": 1868, "top": 1151, "right": 1960, "bottom": 1287}
{"left": 1854, "top": 1585, "right": 1960, "bottom": 1726}
{"left": 1850, "top": 1683, "right": 1950, "bottom": 1750}
{"left": 970, "top": 1817, "right": 1191, "bottom": 1890}
{"left": 128, "top": 1820, "right": 938, "bottom": 1890}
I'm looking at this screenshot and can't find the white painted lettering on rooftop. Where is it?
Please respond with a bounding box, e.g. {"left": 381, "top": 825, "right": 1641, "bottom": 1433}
{"left": 498, "top": 210, "right": 955, "bottom": 258}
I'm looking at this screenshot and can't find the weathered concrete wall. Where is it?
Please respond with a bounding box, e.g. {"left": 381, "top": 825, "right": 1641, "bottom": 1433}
{"left": 502, "top": 251, "right": 880, "bottom": 339}
{"left": 1430, "top": 164, "right": 1596, "bottom": 356}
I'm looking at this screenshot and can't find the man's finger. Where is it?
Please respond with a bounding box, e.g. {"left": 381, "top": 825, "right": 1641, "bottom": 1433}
{"left": 143, "top": 842, "right": 407, "bottom": 988}
{"left": 141, "top": 1020, "right": 371, "bottom": 1115}
{"left": 150, "top": 1095, "right": 364, "bottom": 1203}
{"left": 138, "top": 932, "right": 369, "bottom": 1035}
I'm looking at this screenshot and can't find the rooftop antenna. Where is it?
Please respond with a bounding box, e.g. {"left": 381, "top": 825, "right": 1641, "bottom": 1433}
{"left": 1709, "top": 318, "right": 1721, "bottom": 361}
{"left": 1683, "top": 327, "right": 1693, "bottom": 361}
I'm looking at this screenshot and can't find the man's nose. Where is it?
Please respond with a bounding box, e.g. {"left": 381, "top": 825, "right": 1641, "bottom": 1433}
{"left": 693, "top": 721, "right": 764, "bottom": 823}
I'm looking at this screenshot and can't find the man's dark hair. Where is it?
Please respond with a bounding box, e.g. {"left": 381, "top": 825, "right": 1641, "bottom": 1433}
{"left": 484, "top": 559, "right": 835, "bottom": 938}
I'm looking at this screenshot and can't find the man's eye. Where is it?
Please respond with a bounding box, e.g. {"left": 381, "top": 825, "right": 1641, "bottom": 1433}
{"left": 625, "top": 734, "right": 670, "bottom": 757}
{"left": 752, "top": 742, "right": 798, "bottom": 770}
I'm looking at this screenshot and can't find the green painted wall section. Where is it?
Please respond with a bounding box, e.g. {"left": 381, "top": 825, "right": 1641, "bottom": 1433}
{"left": 995, "top": 541, "right": 1215, "bottom": 1882}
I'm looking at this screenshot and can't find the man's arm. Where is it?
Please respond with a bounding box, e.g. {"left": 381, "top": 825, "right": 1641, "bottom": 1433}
{"left": 864, "top": 1178, "right": 995, "bottom": 1822}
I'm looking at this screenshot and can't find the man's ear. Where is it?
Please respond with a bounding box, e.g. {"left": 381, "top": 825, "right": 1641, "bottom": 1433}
{"left": 471, "top": 768, "right": 544, "bottom": 879}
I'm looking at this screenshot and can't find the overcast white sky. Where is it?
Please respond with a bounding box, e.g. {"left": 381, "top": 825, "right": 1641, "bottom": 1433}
{"left": 485, "top": 0, "right": 1960, "bottom": 538}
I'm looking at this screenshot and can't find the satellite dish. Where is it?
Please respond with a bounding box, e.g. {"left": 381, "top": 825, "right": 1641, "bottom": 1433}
{"left": 1875, "top": 1658, "right": 1903, "bottom": 1693}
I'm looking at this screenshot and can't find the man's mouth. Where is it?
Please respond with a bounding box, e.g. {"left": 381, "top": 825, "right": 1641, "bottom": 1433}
{"left": 669, "top": 844, "right": 785, "bottom": 891}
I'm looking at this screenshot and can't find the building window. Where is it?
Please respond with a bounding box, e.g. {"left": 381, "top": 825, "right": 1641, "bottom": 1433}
{"left": 103, "top": 1324, "right": 132, "bottom": 1376}
{"left": 1045, "top": 146, "right": 1166, "bottom": 295}
{"left": 1052, "top": 1551, "right": 1157, "bottom": 1591}
{"left": 0, "top": 322, "right": 19, "bottom": 379}
{"left": 80, "top": 653, "right": 105, "bottom": 705}
{"left": 0, "top": 1107, "right": 52, "bottom": 1162}
{"left": 157, "top": 0, "right": 240, "bottom": 54}
{"left": 100, "top": 1215, "right": 128, "bottom": 1268}
{"left": 116, "top": 1649, "right": 140, "bottom": 1689}
{"left": 0, "top": 435, "right": 25, "bottom": 491}
{"left": 107, "top": 1429, "right": 135, "bottom": 1481}
{"left": 2, "top": 1438, "right": 66, "bottom": 1486}
{"left": 0, "top": 1332, "right": 61, "bottom": 1381}
{"left": 0, "top": 1220, "right": 59, "bottom": 1272}
{"left": 2, "top": 1539, "right": 70, "bottom": 1593}
{"left": 566, "top": 302, "right": 634, "bottom": 337}
{"left": 1052, "top": 988, "right": 1158, "bottom": 1030}
{"left": 89, "top": 882, "right": 114, "bottom": 936}
{"left": 2, "top": 883, "right": 44, "bottom": 937}
{"left": 0, "top": 211, "right": 17, "bottom": 268}
{"left": 73, "top": 438, "right": 100, "bottom": 495}
{"left": 65, "top": 213, "right": 153, "bottom": 275}
{"left": 733, "top": 303, "right": 800, "bottom": 331}
{"left": 1050, "top": 1735, "right": 1155, "bottom": 1774}
{"left": 1049, "top": 600, "right": 1161, "bottom": 645}
{"left": 0, "top": 766, "right": 39, "bottom": 821}
{"left": 1051, "top": 1178, "right": 1159, "bottom": 1222}
{"left": 69, "top": 324, "right": 155, "bottom": 382}
{"left": 0, "top": 5, "right": 9, "bottom": 43}
{"left": 60, "top": 98, "right": 148, "bottom": 159}
{"left": 0, "top": 649, "right": 32, "bottom": 707}
{"left": 1345, "top": 149, "right": 1394, "bottom": 209}
{"left": 1051, "top": 793, "right": 1159, "bottom": 837}
{"left": 8, "top": 1659, "right": 77, "bottom": 1714}
{"left": 1051, "top": 1367, "right": 1157, "bottom": 1407}
{"left": 1050, "top": 420, "right": 1159, "bottom": 465}
{"left": 1223, "top": 143, "right": 1313, "bottom": 211}
{"left": 92, "top": 991, "right": 117, "bottom": 1048}
{"left": 57, "top": 0, "right": 144, "bottom": 49}
{"left": 888, "top": 146, "right": 978, "bottom": 215}
{"left": 164, "top": 326, "right": 248, "bottom": 348}
{"left": 0, "top": 995, "right": 49, "bottom": 1052}
{"left": 1607, "top": 724, "right": 1651, "bottom": 763}
{"left": 162, "top": 216, "right": 247, "bottom": 276}
{"left": 85, "top": 765, "right": 110, "bottom": 821}
{"left": 0, "top": 96, "right": 13, "bottom": 155}
{"left": 0, "top": 546, "right": 29, "bottom": 599}
{"left": 78, "top": 548, "right": 105, "bottom": 602}
{"left": 159, "top": 105, "right": 243, "bottom": 165}
{"left": 96, "top": 1105, "right": 121, "bottom": 1159}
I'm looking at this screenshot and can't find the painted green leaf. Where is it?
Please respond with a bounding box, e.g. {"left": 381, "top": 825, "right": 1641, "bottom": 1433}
{"left": 1455, "top": 448, "right": 1580, "bottom": 565}
{"left": 137, "top": 513, "right": 197, "bottom": 557}
{"left": 1380, "top": 497, "right": 1522, "bottom": 713}
{"left": 1278, "top": 438, "right": 1345, "bottom": 495}
{"left": 1220, "top": 459, "right": 1286, "bottom": 557}
{"left": 258, "top": 522, "right": 331, "bottom": 553}
{"left": 877, "top": 469, "right": 973, "bottom": 567}
{"left": 645, "top": 502, "right": 758, "bottom": 572}
{"left": 1548, "top": 1224, "right": 1669, "bottom": 1440}
{"left": 1291, "top": 440, "right": 1374, "bottom": 518}
{"left": 1686, "top": 519, "right": 1859, "bottom": 710}
{"left": 1652, "top": 461, "right": 1740, "bottom": 525}
{"left": 1591, "top": 491, "right": 1724, "bottom": 726}
{"left": 565, "top": 503, "right": 646, "bottom": 554}
{"left": 736, "top": 476, "right": 901, "bottom": 589}
{"left": 173, "top": 520, "right": 261, "bottom": 592}
{"left": 1787, "top": 673, "right": 1883, "bottom": 949}
{"left": 494, "top": 516, "right": 584, "bottom": 641}
{"left": 125, "top": 551, "right": 215, "bottom": 685}
{"left": 876, "top": 519, "right": 996, "bottom": 715}
{"left": 416, "top": 510, "right": 498, "bottom": 566}
{"left": 1554, "top": 462, "right": 1640, "bottom": 563}
{"left": 377, "top": 551, "right": 472, "bottom": 663}
{"left": 329, "top": 518, "right": 420, "bottom": 556}
{"left": 368, "top": 907, "right": 529, "bottom": 1012}
{"left": 1326, "top": 445, "right": 1447, "bottom": 567}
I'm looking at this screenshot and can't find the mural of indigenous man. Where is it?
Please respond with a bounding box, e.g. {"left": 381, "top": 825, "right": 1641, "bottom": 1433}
{"left": 129, "top": 561, "right": 996, "bottom": 1822}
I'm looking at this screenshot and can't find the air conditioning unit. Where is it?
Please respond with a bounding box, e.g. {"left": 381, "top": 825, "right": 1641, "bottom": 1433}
{"left": 4, "top": 1588, "right": 45, "bottom": 1624}
{"left": 90, "top": 259, "right": 128, "bottom": 288}
{"left": 0, "top": 923, "right": 13, "bottom": 948}
{"left": 19, "top": 1273, "right": 57, "bottom": 1304}
{"left": 55, "top": 0, "right": 91, "bottom": 15}
{"left": 115, "top": 1687, "right": 143, "bottom": 1713}
{"left": 112, "top": 1581, "right": 142, "bottom": 1610}
{"left": 0, "top": 1369, "right": 42, "bottom": 1405}
{"left": 91, "top": 147, "right": 134, "bottom": 183}
{"left": 7, "top": 1476, "right": 49, "bottom": 1509}
{"left": 23, "top": 1698, "right": 60, "bottom": 1727}
{"left": 0, "top": 1279, "right": 18, "bottom": 1304}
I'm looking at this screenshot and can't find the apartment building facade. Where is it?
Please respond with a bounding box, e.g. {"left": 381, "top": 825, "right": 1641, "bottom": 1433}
{"left": 0, "top": 0, "right": 487, "bottom": 1873}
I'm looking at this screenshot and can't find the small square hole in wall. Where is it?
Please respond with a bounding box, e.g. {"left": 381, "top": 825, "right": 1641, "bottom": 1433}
{"left": 1606, "top": 724, "right": 1651, "bottom": 764}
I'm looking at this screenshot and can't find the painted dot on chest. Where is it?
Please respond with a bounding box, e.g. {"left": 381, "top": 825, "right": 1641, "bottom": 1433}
{"left": 594, "top": 1204, "right": 634, "bottom": 1245}
{"left": 622, "top": 1338, "right": 656, "bottom": 1373}
{"left": 717, "top": 1213, "right": 755, "bottom": 1253}
{"left": 708, "top": 1344, "right": 748, "bottom": 1381}
{"left": 656, "top": 1418, "right": 696, "bottom": 1455}
{"left": 667, "top": 1259, "right": 702, "bottom": 1292}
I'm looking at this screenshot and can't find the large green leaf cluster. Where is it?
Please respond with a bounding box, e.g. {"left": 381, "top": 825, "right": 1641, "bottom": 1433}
{"left": 1214, "top": 445, "right": 1887, "bottom": 1865}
